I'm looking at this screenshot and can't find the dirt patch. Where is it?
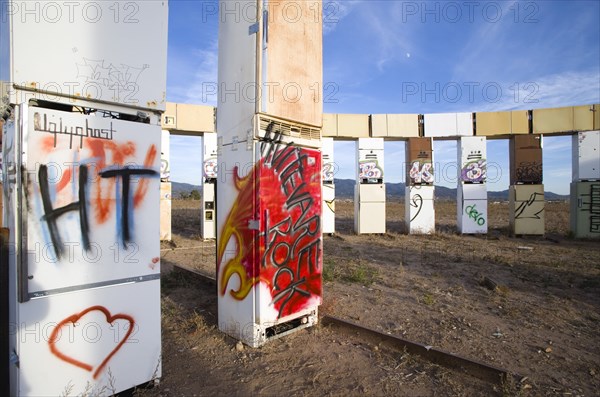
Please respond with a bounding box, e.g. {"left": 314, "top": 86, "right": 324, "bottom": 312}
{"left": 141, "top": 199, "right": 598, "bottom": 397}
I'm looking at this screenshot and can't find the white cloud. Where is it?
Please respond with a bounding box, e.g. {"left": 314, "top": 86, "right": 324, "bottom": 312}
{"left": 524, "top": 70, "right": 600, "bottom": 109}
{"left": 542, "top": 136, "right": 572, "bottom": 153}
{"left": 359, "top": 3, "right": 416, "bottom": 73}
{"left": 168, "top": 40, "right": 219, "bottom": 105}
{"left": 447, "top": 69, "right": 600, "bottom": 113}
{"left": 451, "top": 1, "right": 519, "bottom": 81}
{"left": 323, "top": 0, "right": 361, "bottom": 35}
{"left": 184, "top": 41, "right": 219, "bottom": 105}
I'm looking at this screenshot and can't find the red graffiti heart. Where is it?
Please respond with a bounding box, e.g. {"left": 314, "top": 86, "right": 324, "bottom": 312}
{"left": 48, "top": 306, "right": 135, "bottom": 379}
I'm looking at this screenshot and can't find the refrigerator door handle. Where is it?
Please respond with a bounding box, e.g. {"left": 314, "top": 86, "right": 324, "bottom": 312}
{"left": 16, "top": 104, "right": 30, "bottom": 302}
{"left": 263, "top": 10, "right": 269, "bottom": 47}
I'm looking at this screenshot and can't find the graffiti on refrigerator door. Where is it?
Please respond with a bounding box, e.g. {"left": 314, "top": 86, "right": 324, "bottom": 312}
{"left": 325, "top": 199, "right": 335, "bottom": 213}
{"left": 409, "top": 161, "right": 434, "bottom": 184}
{"left": 31, "top": 113, "right": 159, "bottom": 258}
{"left": 323, "top": 185, "right": 335, "bottom": 215}
{"left": 515, "top": 161, "right": 543, "bottom": 183}
{"left": 38, "top": 164, "right": 91, "bottom": 258}
{"left": 48, "top": 306, "right": 136, "bottom": 379}
{"left": 34, "top": 112, "right": 114, "bottom": 149}
{"left": 359, "top": 160, "right": 383, "bottom": 179}
{"left": 515, "top": 193, "right": 544, "bottom": 219}
{"left": 590, "top": 185, "right": 600, "bottom": 233}
{"left": 580, "top": 183, "right": 600, "bottom": 233}
{"left": 409, "top": 194, "right": 423, "bottom": 222}
{"left": 76, "top": 57, "right": 149, "bottom": 103}
{"left": 203, "top": 157, "right": 218, "bottom": 179}
{"left": 461, "top": 159, "right": 487, "bottom": 183}
{"left": 259, "top": 124, "right": 322, "bottom": 318}
{"left": 218, "top": 123, "right": 322, "bottom": 319}
{"left": 160, "top": 157, "right": 170, "bottom": 181}
{"left": 465, "top": 204, "right": 486, "bottom": 226}
{"left": 322, "top": 162, "right": 335, "bottom": 182}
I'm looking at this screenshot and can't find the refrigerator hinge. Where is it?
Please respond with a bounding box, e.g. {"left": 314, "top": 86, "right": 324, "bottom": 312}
{"left": 249, "top": 23, "right": 259, "bottom": 35}
{"left": 246, "top": 129, "right": 253, "bottom": 150}
{"left": 217, "top": 137, "right": 223, "bottom": 155}
{"left": 10, "top": 350, "right": 19, "bottom": 368}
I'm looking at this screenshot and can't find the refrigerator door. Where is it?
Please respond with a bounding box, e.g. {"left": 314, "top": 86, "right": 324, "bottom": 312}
{"left": 12, "top": 104, "right": 161, "bottom": 395}
{"left": 387, "top": 114, "right": 420, "bottom": 138}
{"left": 571, "top": 182, "right": 600, "bottom": 238}
{"left": 357, "top": 138, "right": 384, "bottom": 183}
{"left": 216, "top": 140, "right": 322, "bottom": 346}
{"left": 24, "top": 106, "right": 161, "bottom": 298}
{"left": 358, "top": 183, "right": 386, "bottom": 202}
{"left": 216, "top": 143, "right": 259, "bottom": 344}
{"left": 406, "top": 138, "right": 434, "bottom": 185}
{"left": 217, "top": 0, "right": 258, "bottom": 144}
{"left": 456, "top": 112, "right": 474, "bottom": 137}
{"left": 160, "top": 182, "right": 172, "bottom": 241}
{"left": 573, "top": 131, "right": 600, "bottom": 181}
{"left": 459, "top": 200, "right": 488, "bottom": 234}
{"left": 16, "top": 280, "right": 161, "bottom": 396}
{"left": 458, "top": 184, "right": 488, "bottom": 234}
{"left": 256, "top": 141, "right": 322, "bottom": 321}
{"left": 405, "top": 186, "right": 435, "bottom": 234}
{"left": 476, "top": 111, "right": 511, "bottom": 136}
{"left": 322, "top": 183, "right": 335, "bottom": 234}
{"left": 355, "top": 201, "right": 386, "bottom": 234}
{"left": 263, "top": 0, "right": 323, "bottom": 127}
{"left": 509, "top": 185, "right": 545, "bottom": 235}
{"left": 459, "top": 183, "right": 487, "bottom": 201}
{"left": 458, "top": 136, "right": 487, "bottom": 183}
{"left": 424, "top": 113, "right": 457, "bottom": 137}
{"left": 9, "top": 1, "right": 168, "bottom": 110}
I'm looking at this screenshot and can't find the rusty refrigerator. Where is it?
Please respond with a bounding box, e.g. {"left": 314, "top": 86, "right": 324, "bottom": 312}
{"left": 3, "top": 104, "right": 161, "bottom": 395}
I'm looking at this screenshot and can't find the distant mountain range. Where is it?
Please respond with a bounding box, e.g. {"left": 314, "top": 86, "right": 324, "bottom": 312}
{"left": 330, "top": 179, "right": 569, "bottom": 201}
{"left": 171, "top": 179, "right": 569, "bottom": 201}
{"left": 171, "top": 181, "right": 202, "bottom": 198}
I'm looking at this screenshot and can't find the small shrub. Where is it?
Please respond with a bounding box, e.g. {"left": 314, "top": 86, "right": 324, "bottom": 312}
{"left": 343, "top": 262, "right": 378, "bottom": 285}
{"left": 322, "top": 259, "right": 340, "bottom": 282}
{"left": 422, "top": 293, "right": 435, "bottom": 306}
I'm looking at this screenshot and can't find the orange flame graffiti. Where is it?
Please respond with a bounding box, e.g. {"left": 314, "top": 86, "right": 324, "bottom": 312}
{"left": 217, "top": 166, "right": 258, "bottom": 300}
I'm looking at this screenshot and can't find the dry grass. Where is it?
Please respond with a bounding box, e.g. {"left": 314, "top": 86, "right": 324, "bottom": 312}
{"left": 157, "top": 198, "right": 599, "bottom": 396}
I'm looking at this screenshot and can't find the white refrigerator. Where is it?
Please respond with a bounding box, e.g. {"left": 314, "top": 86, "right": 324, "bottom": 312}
{"left": 217, "top": 0, "right": 323, "bottom": 346}
{"left": 3, "top": 104, "right": 162, "bottom": 395}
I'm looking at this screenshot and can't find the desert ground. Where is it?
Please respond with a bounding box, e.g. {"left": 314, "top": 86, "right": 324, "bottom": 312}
{"left": 141, "top": 199, "right": 599, "bottom": 397}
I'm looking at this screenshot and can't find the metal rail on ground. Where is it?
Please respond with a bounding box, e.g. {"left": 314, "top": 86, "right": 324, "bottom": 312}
{"left": 169, "top": 263, "right": 522, "bottom": 386}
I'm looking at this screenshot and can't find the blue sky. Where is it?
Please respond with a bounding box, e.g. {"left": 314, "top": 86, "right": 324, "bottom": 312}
{"left": 166, "top": 1, "right": 600, "bottom": 195}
